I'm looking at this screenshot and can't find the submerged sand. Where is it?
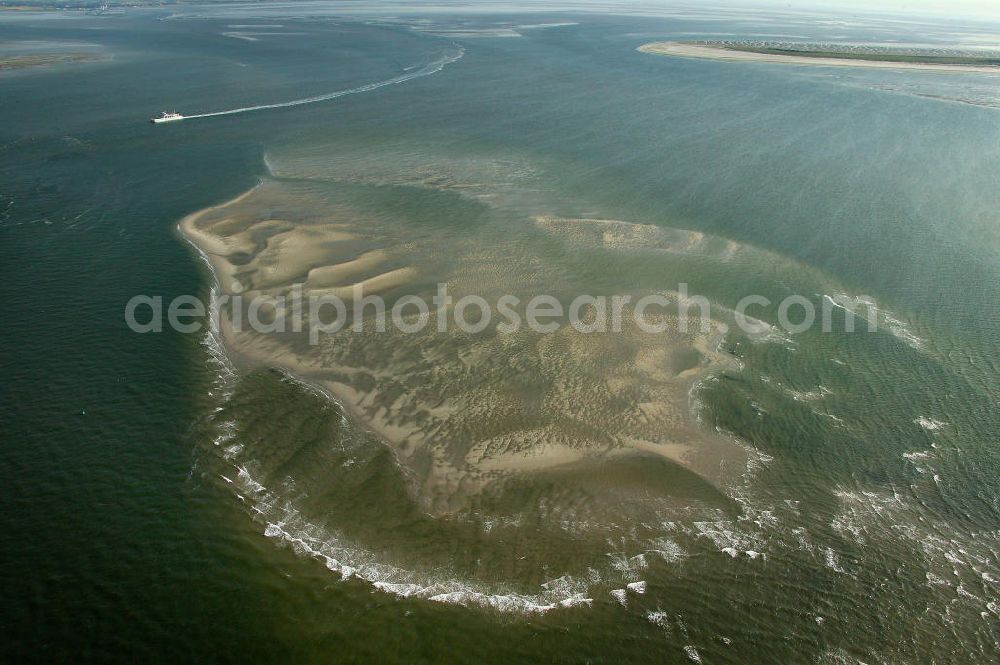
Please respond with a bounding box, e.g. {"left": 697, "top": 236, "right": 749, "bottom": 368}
{"left": 639, "top": 41, "right": 1000, "bottom": 73}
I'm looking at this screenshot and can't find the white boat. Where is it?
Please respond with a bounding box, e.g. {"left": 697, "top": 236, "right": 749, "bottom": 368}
{"left": 151, "top": 111, "right": 184, "bottom": 124}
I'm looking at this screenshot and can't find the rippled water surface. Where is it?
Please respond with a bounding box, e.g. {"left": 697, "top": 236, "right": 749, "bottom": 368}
{"left": 3, "top": 3, "right": 1000, "bottom": 663}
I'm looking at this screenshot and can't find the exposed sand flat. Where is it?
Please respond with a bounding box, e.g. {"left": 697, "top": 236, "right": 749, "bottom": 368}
{"left": 620, "top": 437, "right": 696, "bottom": 465}
{"left": 178, "top": 185, "right": 263, "bottom": 284}
{"left": 180, "top": 178, "right": 750, "bottom": 516}
{"left": 305, "top": 249, "right": 389, "bottom": 289}
{"left": 468, "top": 441, "right": 588, "bottom": 474}
{"left": 309, "top": 266, "right": 420, "bottom": 300}
{"left": 639, "top": 41, "right": 1000, "bottom": 73}
{"left": 247, "top": 225, "right": 361, "bottom": 290}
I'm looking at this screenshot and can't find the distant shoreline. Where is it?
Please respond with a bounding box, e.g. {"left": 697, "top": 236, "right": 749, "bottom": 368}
{"left": 0, "top": 53, "right": 103, "bottom": 71}
{"left": 638, "top": 41, "right": 1000, "bottom": 74}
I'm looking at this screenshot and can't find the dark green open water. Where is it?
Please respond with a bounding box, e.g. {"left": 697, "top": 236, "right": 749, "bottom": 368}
{"left": 3, "top": 3, "right": 1000, "bottom": 662}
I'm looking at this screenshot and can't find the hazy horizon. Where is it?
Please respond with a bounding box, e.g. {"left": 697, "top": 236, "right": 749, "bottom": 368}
{"left": 8, "top": 0, "right": 1000, "bottom": 21}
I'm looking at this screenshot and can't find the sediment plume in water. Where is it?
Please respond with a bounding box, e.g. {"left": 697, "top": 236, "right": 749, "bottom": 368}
{"left": 180, "top": 146, "right": 868, "bottom": 607}
{"left": 179, "top": 145, "right": 949, "bottom": 612}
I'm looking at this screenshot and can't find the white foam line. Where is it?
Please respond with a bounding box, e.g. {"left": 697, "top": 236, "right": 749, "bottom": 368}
{"left": 182, "top": 46, "right": 464, "bottom": 121}
{"left": 221, "top": 455, "right": 603, "bottom": 614}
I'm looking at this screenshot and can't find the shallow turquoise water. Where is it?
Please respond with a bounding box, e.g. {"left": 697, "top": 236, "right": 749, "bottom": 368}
{"left": 3, "top": 4, "right": 1000, "bottom": 663}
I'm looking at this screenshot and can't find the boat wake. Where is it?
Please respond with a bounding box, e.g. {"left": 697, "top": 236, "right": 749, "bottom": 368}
{"left": 179, "top": 46, "right": 464, "bottom": 121}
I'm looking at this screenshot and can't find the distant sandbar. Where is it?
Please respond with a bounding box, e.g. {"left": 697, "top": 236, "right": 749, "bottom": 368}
{"left": 639, "top": 41, "right": 1000, "bottom": 74}
{"left": 0, "top": 53, "right": 103, "bottom": 71}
